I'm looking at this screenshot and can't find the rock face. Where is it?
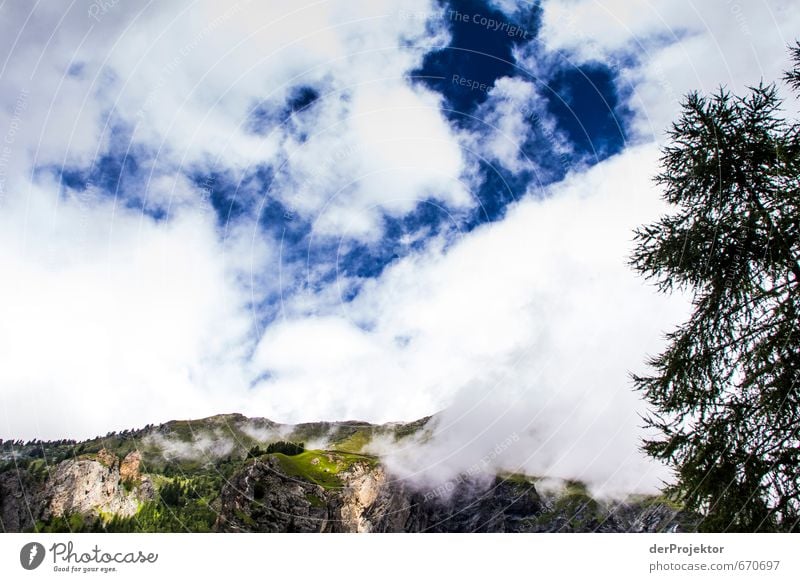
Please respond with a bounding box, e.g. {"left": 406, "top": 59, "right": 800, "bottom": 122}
{"left": 41, "top": 450, "right": 152, "bottom": 521}
{"left": 0, "top": 450, "right": 153, "bottom": 531}
{"left": 215, "top": 457, "right": 691, "bottom": 533}
{"left": 2, "top": 448, "right": 691, "bottom": 533}
{"left": 0, "top": 470, "right": 41, "bottom": 532}
{"left": 216, "top": 456, "right": 331, "bottom": 532}
{"left": 120, "top": 450, "right": 144, "bottom": 485}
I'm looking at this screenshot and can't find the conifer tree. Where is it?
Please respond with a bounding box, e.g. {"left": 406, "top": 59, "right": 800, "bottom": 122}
{"left": 631, "top": 43, "right": 800, "bottom": 532}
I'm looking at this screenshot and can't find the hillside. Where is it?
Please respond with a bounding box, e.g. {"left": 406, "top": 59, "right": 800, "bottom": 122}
{"left": 0, "top": 414, "right": 693, "bottom": 533}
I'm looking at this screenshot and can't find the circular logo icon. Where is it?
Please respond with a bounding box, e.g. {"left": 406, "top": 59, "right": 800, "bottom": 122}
{"left": 20, "top": 542, "right": 46, "bottom": 570}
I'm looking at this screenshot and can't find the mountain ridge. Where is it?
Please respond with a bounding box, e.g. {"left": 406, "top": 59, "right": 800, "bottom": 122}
{"left": 0, "top": 413, "right": 694, "bottom": 533}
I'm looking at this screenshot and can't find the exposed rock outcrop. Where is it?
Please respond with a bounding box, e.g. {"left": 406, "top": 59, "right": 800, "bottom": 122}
{"left": 120, "top": 450, "right": 144, "bottom": 485}
{"left": 215, "top": 456, "right": 691, "bottom": 533}
{"left": 41, "top": 451, "right": 152, "bottom": 521}
{"left": 216, "top": 456, "right": 330, "bottom": 532}
{"left": 0, "top": 469, "right": 41, "bottom": 532}
{"left": 0, "top": 449, "right": 153, "bottom": 530}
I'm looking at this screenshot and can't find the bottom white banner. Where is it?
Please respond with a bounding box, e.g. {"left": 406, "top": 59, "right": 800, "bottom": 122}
{"left": 1, "top": 533, "right": 797, "bottom": 581}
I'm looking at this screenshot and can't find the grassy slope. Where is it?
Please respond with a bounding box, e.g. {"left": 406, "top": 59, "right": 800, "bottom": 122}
{"left": 271, "top": 450, "right": 377, "bottom": 489}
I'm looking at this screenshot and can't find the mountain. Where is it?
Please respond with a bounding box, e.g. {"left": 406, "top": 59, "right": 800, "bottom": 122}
{"left": 0, "top": 414, "right": 694, "bottom": 533}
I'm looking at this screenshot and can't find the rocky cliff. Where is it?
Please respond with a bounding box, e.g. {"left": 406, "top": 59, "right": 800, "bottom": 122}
{"left": 0, "top": 449, "right": 153, "bottom": 531}
{"left": 215, "top": 453, "right": 690, "bottom": 533}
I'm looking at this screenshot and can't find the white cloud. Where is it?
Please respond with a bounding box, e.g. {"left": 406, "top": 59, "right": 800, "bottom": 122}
{"left": 0, "top": 180, "right": 260, "bottom": 440}
{"left": 538, "top": 0, "right": 800, "bottom": 139}
{"left": 250, "top": 143, "right": 691, "bottom": 494}
{"left": 273, "top": 80, "right": 469, "bottom": 239}
{"left": 144, "top": 432, "right": 236, "bottom": 462}
{"left": 464, "top": 75, "right": 575, "bottom": 177}
{"left": 0, "top": 0, "right": 464, "bottom": 240}
{"left": 469, "top": 77, "right": 539, "bottom": 174}
{"left": 0, "top": 0, "right": 469, "bottom": 439}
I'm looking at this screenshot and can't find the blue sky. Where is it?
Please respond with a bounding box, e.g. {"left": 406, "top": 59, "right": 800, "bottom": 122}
{"left": 1, "top": 0, "right": 798, "bottom": 494}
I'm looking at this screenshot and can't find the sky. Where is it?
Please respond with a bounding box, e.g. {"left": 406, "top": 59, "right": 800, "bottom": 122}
{"left": 0, "top": 0, "right": 798, "bottom": 495}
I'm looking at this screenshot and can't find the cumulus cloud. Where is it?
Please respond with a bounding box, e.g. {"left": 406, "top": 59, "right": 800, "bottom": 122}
{"left": 0, "top": 179, "right": 260, "bottom": 439}
{"left": 468, "top": 77, "right": 540, "bottom": 174}
{"left": 250, "top": 144, "right": 690, "bottom": 494}
{"left": 465, "top": 74, "right": 575, "bottom": 177}
{"left": 538, "top": 0, "right": 800, "bottom": 138}
{"left": 271, "top": 80, "right": 470, "bottom": 239}
{"left": 0, "top": 0, "right": 466, "bottom": 440}
{"left": 0, "top": 0, "right": 465, "bottom": 239}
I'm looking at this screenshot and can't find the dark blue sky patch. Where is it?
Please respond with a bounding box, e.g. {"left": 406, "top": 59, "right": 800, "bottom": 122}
{"left": 246, "top": 85, "right": 321, "bottom": 136}
{"left": 185, "top": 163, "right": 274, "bottom": 230}
{"left": 37, "top": 120, "right": 171, "bottom": 223}
{"left": 336, "top": 240, "right": 400, "bottom": 280}
{"left": 92, "top": 150, "right": 141, "bottom": 193}
{"left": 86, "top": 122, "right": 151, "bottom": 195}
{"left": 53, "top": 166, "right": 89, "bottom": 191}
{"left": 258, "top": 196, "right": 314, "bottom": 256}
{"left": 264, "top": 183, "right": 526, "bottom": 304}
{"left": 464, "top": 159, "right": 528, "bottom": 226}
{"left": 544, "top": 64, "right": 626, "bottom": 159}
{"left": 286, "top": 86, "right": 319, "bottom": 114}
{"left": 45, "top": 145, "right": 146, "bottom": 200}
{"left": 328, "top": 200, "right": 462, "bottom": 284}
{"left": 412, "top": 0, "right": 540, "bottom": 118}
{"left": 189, "top": 169, "right": 249, "bottom": 229}
{"left": 239, "top": 164, "right": 274, "bottom": 198}
{"left": 393, "top": 200, "right": 453, "bottom": 244}
{"left": 259, "top": 199, "right": 466, "bottom": 311}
